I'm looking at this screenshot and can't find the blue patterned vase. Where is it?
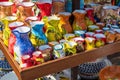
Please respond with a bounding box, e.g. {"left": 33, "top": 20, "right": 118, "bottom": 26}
{"left": 12, "top": 26, "right": 35, "bottom": 63}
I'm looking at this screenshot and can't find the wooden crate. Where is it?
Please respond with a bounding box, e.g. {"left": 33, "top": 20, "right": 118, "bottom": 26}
{"left": 0, "top": 39, "right": 120, "bottom": 80}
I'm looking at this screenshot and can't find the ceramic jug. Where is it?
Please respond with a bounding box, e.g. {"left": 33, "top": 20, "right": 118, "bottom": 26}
{"left": 72, "top": 10, "right": 87, "bottom": 31}
{"left": 2, "top": 16, "right": 17, "bottom": 46}
{"left": 8, "top": 21, "right": 24, "bottom": 56}
{"left": 45, "top": 15, "right": 63, "bottom": 41}
{"left": 30, "top": 21, "right": 48, "bottom": 47}
{"left": 85, "top": 8, "right": 95, "bottom": 24}
{"left": 58, "top": 12, "right": 73, "bottom": 33}
{"left": 17, "top": 2, "right": 34, "bottom": 22}
{"left": 12, "top": 26, "right": 35, "bottom": 63}
{"left": 36, "top": 0, "right": 52, "bottom": 20}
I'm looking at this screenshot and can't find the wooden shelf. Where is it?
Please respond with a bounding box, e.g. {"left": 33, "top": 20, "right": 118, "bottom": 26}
{"left": 0, "top": 39, "right": 120, "bottom": 80}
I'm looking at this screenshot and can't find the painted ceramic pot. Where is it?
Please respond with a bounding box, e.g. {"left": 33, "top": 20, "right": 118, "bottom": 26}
{"left": 2, "top": 16, "right": 17, "bottom": 46}
{"left": 72, "top": 37, "right": 85, "bottom": 53}
{"left": 36, "top": 0, "right": 52, "bottom": 20}
{"left": 53, "top": 44, "right": 65, "bottom": 59}
{"left": 58, "top": 12, "right": 72, "bottom": 33}
{"left": 85, "top": 37, "right": 95, "bottom": 50}
{"left": 93, "top": 34, "right": 106, "bottom": 47}
{"left": 8, "top": 21, "right": 24, "bottom": 56}
{"left": 72, "top": 10, "right": 87, "bottom": 30}
{"left": 38, "top": 45, "right": 52, "bottom": 61}
{"left": 17, "top": 2, "right": 34, "bottom": 21}
{"left": 0, "top": 2, "right": 6, "bottom": 19}
{"left": 30, "top": 21, "right": 48, "bottom": 47}
{"left": 45, "top": 15, "right": 63, "bottom": 41}
{"left": 12, "top": 26, "right": 35, "bottom": 63}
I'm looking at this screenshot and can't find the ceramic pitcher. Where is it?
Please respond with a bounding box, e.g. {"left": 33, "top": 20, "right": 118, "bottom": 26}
{"left": 12, "top": 26, "right": 35, "bottom": 63}
{"left": 30, "top": 21, "right": 48, "bottom": 47}
{"left": 8, "top": 21, "right": 24, "bottom": 56}
{"left": 58, "top": 12, "right": 73, "bottom": 33}
{"left": 72, "top": 10, "right": 87, "bottom": 31}
{"left": 2, "top": 16, "right": 17, "bottom": 46}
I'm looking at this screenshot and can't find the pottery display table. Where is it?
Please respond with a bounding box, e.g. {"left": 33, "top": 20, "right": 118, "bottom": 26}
{"left": 0, "top": 39, "right": 120, "bottom": 80}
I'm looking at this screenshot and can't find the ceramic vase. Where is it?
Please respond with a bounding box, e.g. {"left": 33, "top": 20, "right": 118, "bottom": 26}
{"left": 30, "top": 21, "right": 48, "bottom": 47}
{"left": 12, "top": 26, "right": 35, "bottom": 63}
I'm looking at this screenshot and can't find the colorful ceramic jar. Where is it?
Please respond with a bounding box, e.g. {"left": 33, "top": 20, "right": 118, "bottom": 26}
{"left": 72, "top": 37, "right": 85, "bottom": 53}
{"left": 38, "top": 45, "right": 52, "bottom": 61}
{"left": 12, "top": 26, "right": 35, "bottom": 63}
{"left": 58, "top": 12, "right": 72, "bottom": 33}
{"left": 53, "top": 44, "right": 65, "bottom": 59}
{"left": 8, "top": 21, "right": 24, "bottom": 56}
{"left": 30, "top": 21, "right": 48, "bottom": 47}
{"left": 72, "top": 10, "right": 87, "bottom": 30}
{"left": 93, "top": 34, "right": 106, "bottom": 47}
{"left": 85, "top": 37, "right": 95, "bottom": 50}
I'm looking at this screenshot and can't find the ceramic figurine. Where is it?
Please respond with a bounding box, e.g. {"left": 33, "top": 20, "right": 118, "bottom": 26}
{"left": 36, "top": 0, "right": 52, "bottom": 20}
{"left": 85, "top": 37, "right": 95, "bottom": 50}
{"left": 30, "top": 21, "right": 48, "bottom": 47}
{"left": 72, "top": 10, "right": 87, "bottom": 31}
{"left": 8, "top": 21, "right": 24, "bottom": 56}
{"left": 12, "top": 26, "right": 35, "bottom": 63}
{"left": 58, "top": 12, "right": 73, "bottom": 33}
{"left": 45, "top": 15, "right": 63, "bottom": 41}
{"left": 2, "top": 16, "right": 17, "bottom": 46}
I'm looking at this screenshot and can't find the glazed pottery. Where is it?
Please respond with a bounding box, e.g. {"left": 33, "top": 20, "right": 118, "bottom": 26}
{"left": 53, "top": 44, "right": 65, "bottom": 59}
{"left": 8, "top": 21, "right": 24, "bottom": 56}
{"left": 72, "top": 10, "right": 87, "bottom": 30}
{"left": 12, "top": 26, "right": 35, "bottom": 63}
{"left": 58, "top": 12, "right": 72, "bottom": 33}
{"left": 2, "top": 16, "right": 17, "bottom": 46}
{"left": 17, "top": 2, "right": 34, "bottom": 21}
{"left": 36, "top": 0, "right": 52, "bottom": 20}
{"left": 85, "top": 37, "right": 95, "bottom": 50}
{"left": 30, "top": 21, "right": 48, "bottom": 47}
{"left": 85, "top": 8, "right": 95, "bottom": 24}
{"left": 45, "top": 15, "right": 63, "bottom": 41}
{"left": 38, "top": 45, "right": 52, "bottom": 61}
